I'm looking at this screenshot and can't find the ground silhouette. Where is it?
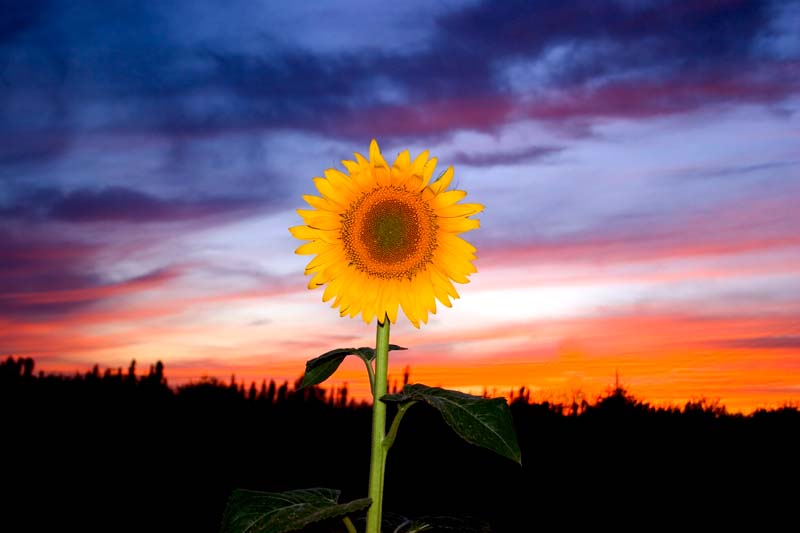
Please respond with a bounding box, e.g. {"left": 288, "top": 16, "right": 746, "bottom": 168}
{"left": 2, "top": 356, "right": 798, "bottom": 531}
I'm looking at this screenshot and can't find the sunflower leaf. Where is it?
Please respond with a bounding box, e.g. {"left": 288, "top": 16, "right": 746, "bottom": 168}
{"left": 300, "top": 345, "right": 407, "bottom": 388}
{"left": 221, "top": 487, "right": 371, "bottom": 533}
{"left": 382, "top": 384, "right": 521, "bottom": 465}
{"left": 300, "top": 348, "right": 357, "bottom": 389}
{"left": 354, "top": 344, "right": 407, "bottom": 363}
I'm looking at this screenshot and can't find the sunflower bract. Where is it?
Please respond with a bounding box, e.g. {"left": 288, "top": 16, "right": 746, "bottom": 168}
{"left": 289, "top": 139, "right": 483, "bottom": 328}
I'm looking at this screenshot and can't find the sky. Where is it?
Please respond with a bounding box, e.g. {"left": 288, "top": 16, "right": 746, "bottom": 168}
{"left": 2, "top": 0, "right": 799, "bottom": 413}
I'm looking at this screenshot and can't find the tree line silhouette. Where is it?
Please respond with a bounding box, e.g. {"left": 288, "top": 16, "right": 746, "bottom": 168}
{"left": 2, "top": 355, "right": 798, "bottom": 532}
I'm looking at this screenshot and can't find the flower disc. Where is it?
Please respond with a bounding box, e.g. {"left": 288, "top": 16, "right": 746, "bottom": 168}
{"left": 290, "top": 139, "right": 483, "bottom": 327}
{"left": 342, "top": 186, "right": 436, "bottom": 279}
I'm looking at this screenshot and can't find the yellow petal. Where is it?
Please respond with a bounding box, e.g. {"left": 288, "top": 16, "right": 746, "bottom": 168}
{"left": 322, "top": 275, "right": 344, "bottom": 302}
{"left": 341, "top": 159, "right": 359, "bottom": 174}
{"left": 324, "top": 168, "right": 359, "bottom": 196}
{"left": 369, "top": 139, "right": 388, "bottom": 169}
{"left": 435, "top": 203, "right": 484, "bottom": 218}
{"left": 384, "top": 280, "right": 399, "bottom": 324}
{"left": 293, "top": 226, "right": 338, "bottom": 245}
{"left": 332, "top": 270, "right": 358, "bottom": 308}
{"left": 361, "top": 283, "right": 378, "bottom": 324}
{"left": 398, "top": 278, "right": 420, "bottom": 328}
{"left": 314, "top": 177, "right": 352, "bottom": 207}
{"left": 373, "top": 282, "right": 388, "bottom": 324}
{"left": 432, "top": 189, "right": 467, "bottom": 209}
{"left": 429, "top": 167, "right": 454, "bottom": 195}
{"left": 438, "top": 216, "right": 480, "bottom": 234}
{"left": 410, "top": 150, "right": 429, "bottom": 177}
{"left": 392, "top": 149, "right": 411, "bottom": 172}
{"left": 304, "top": 246, "right": 345, "bottom": 272}
{"left": 391, "top": 150, "right": 412, "bottom": 187}
{"left": 420, "top": 157, "right": 438, "bottom": 189}
{"left": 303, "top": 194, "right": 339, "bottom": 212}
{"left": 437, "top": 239, "right": 478, "bottom": 267}
{"left": 297, "top": 209, "right": 341, "bottom": 230}
{"left": 439, "top": 233, "right": 478, "bottom": 255}
{"left": 354, "top": 152, "right": 370, "bottom": 170}
{"left": 432, "top": 281, "right": 453, "bottom": 308}
{"left": 321, "top": 260, "right": 349, "bottom": 281}
{"left": 375, "top": 165, "right": 391, "bottom": 187}
{"left": 307, "top": 270, "right": 328, "bottom": 289}
{"left": 294, "top": 240, "right": 329, "bottom": 255}
{"left": 416, "top": 270, "right": 437, "bottom": 318}
{"left": 430, "top": 265, "right": 461, "bottom": 300}
{"left": 288, "top": 225, "right": 318, "bottom": 241}
{"left": 435, "top": 252, "right": 473, "bottom": 283}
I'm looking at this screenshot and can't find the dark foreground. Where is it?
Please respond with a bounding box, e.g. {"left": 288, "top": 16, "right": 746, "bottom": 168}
{"left": 2, "top": 356, "right": 798, "bottom": 532}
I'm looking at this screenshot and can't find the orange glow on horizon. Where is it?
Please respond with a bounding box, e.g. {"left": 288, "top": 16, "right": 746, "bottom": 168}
{"left": 6, "top": 220, "right": 798, "bottom": 417}
{"left": 23, "top": 309, "right": 799, "bottom": 415}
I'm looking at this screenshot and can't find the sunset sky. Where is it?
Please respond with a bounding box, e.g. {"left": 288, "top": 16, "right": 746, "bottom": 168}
{"left": 2, "top": 0, "right": 799, "bottom": 413}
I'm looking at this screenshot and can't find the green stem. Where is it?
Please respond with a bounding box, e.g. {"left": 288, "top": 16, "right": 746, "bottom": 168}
{"left": 365, "top": 318, "right": 390, "bottom": 533}
{"left": 383, "top": 400, "right": 417, "bottom": 453}
{"left": 362, "top": 355, "right": 376, "bottom": 396}
{"left": 342, "top": 516, "right": 357, "bottom": 533}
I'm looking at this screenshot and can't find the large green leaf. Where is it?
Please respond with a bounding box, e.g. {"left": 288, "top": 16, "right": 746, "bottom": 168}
{"left": 300, "top": 345, "right": 406, "bottom": 388}
{"left": 382, "top": 384, "right": 521, "bottom": 465}
{"left": 220, "top": 487, "right": 371, "bottom": 533}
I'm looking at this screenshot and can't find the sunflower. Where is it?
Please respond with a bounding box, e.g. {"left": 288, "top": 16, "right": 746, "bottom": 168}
{"left": 290, "top": 140, "right": 483, "bottom": 328}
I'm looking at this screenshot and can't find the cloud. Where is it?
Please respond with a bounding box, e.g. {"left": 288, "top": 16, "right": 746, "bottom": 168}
{"left": 520, "top": 65, "right": 800, "bottom": 123}
{"left": 0, "top": 229, "right": 97, "bottom": 279}
{"left": 0, "top": 225, "right": 181, "bottom": 318}
{"left": 439, "top": 0, "right": 772, "bottom": 69}
{"left": 0, "top": 229, "right": 103, "bottom": 317}
{"left": 449, "top": 144, "right": 564, "bottom": 167}
{"left": 1, "top": 186, "right": 269, "bottom": 224}
{"left": 48, "top": 186, "right": 265, "bottom": 223}
{"left": 665, "top": 160, "right": 800, "bottom": 182}
{"left": 479, "top": 189, "right": 800, "bottom": 266}
{"left": 0, "top": 0, "right": 796, "bottom": 147}
{"left": 0, "top": 267, "right": 181, "bottom": 307}
{"left": 710, "top": 336, "right": 800, "bottom": 349}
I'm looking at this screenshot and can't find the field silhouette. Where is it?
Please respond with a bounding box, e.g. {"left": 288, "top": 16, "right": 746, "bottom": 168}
{"left": 2, "top": 355, "right": 798, "bottom": 532}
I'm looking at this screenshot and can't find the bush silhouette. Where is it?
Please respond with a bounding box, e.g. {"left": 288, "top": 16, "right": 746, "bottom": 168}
{"left": 1, "top": 355, "right": 798, "bottom": 531}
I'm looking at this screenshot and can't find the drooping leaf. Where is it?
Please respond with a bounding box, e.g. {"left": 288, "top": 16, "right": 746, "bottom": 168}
{"left": 382, "top": 384, "right": 521, "bottom": 465}
{"left": 353, "top": 344, "right": 407, "bottom": 363}
{"left": 220, "top": 487, "right": 371, "bottom": 533}
{"left": 300, "top": 348, "right": 357, "bottom": 389}
{"left": 300, "top": 345, "right": 407, "bottom": 388}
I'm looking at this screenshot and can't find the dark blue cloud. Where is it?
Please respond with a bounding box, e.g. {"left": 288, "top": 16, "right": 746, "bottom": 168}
{"left": 0, "top": 228, "right": 179, "bottom": 317}
{"left": 440, "top": 0, "right": 772, "bottom": 75}
{"left": 48, "top": 186, "right": 264, "bottom": 223}
{"left": 0, "top": 186, "right": 270, "bottom": 224}
{"left": 0, "top": 0, "right": 46, "bottom": 44}
{"left": 0, "top": 228, "right": 100, "bottom": 316}
{"left": 449, "top": 145, "right": 564, "bottom": 168}
{"left": 1, "top": 0, "right": 795, "bottom": 149}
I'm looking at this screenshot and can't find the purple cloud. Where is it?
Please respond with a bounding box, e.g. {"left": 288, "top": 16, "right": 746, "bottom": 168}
{"left": 1, "top": 186, "right": 271, "bottom": 225}
{"left": 711, "top": 336, "right": 800, "bottom": 349}
{"left": 0, "top": 0, "right": 795, "bottom": 147}
{"left": 48, "top": 186, "right": 264, "bottom": 223}
{"left": 448, "top": 145, "right": 564, "bottom": 168}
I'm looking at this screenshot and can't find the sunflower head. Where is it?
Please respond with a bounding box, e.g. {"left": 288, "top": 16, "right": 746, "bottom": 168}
{"left": 290, "top": 140, "right": 483, "bottom": 328}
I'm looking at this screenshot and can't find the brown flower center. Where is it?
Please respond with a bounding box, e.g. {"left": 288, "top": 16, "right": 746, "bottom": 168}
{"left": 341, "top": 186, "right": 437, "bottom": 279}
